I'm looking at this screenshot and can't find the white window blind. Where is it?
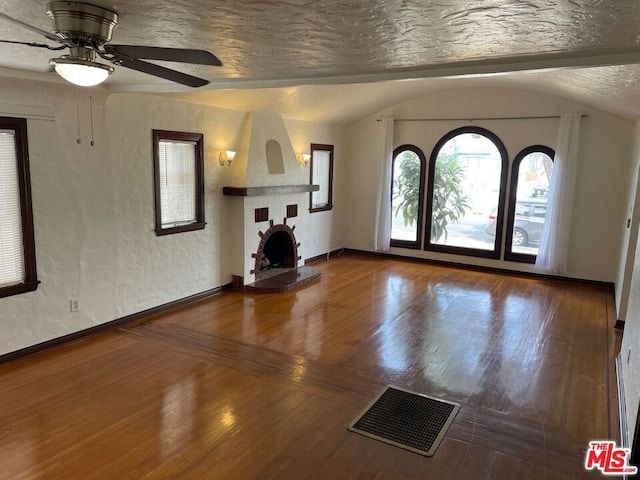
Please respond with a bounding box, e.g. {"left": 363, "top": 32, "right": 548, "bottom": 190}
{"left": 158, "top": 139, "right": 197, "bottom": 228}
{"left": 0, "top": 129, "right": 24, "bottom": 287}
{"left": 312, "top": 150, "right": 331, "bottom": 208}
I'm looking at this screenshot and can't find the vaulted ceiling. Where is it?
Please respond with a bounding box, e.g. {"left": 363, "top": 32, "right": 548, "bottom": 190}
{"left": 2, "top": 0, "right": 640, "bottom": 123}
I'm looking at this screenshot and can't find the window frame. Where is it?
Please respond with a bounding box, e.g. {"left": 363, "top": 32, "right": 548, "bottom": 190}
{"left": 152, "top": 129, "right": 205, "bottom": 236}
{"left": 424, "top": 126, "right": 509, "bottom": 259}
{"left": 0, "top": 117, "right": 38, "bottom": 299}
{"left": 390, "top": 144, "right": 426, "bottom": 249}
{"left": 309, "top": 143, "right": 334, "bottom": 213}
{"left": 504, "top": 145, "right": 555, "bottom": 263}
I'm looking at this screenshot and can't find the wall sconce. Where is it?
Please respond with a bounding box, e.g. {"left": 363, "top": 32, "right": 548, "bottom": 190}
{"left": 219, "top": 150, "right": 236, "bottom": 167}
{"left": 297, "top": 153, "right": 310, "bottom": 167}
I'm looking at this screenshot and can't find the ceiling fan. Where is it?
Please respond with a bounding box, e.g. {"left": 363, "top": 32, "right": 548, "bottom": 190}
{"left": 0, "top": 1, "right": 222, "bottom": 87}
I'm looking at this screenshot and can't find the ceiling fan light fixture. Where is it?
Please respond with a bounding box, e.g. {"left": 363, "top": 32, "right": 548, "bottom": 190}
{"left": 50, "top": 56, "right": 114, "bottom": 87}
{"left": 4, "top": 2, "right": 219, "bottom": 88}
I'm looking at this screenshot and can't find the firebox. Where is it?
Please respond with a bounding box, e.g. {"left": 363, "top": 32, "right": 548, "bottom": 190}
{"left": 252, "top": 221, "right": 300, "bottom": 279}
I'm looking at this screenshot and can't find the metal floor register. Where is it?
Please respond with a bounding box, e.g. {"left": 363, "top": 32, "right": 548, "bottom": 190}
{"left": 348, "top": 385, "right": 460, "bottom": 456}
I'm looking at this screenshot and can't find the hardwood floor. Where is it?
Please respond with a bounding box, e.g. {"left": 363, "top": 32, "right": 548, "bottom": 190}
{"left": 0, "top": 253, "right": 621, "bottom": 479}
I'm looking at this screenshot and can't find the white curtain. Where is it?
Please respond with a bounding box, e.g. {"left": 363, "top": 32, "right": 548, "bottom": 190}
{"left": 374, "top": 118, "right": 394, "bottom": 251}
{"left": 535, "top": 112, "right": 582, "bottom": 273}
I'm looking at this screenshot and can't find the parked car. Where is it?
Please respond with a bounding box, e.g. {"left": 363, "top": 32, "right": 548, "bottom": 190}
{"left": 532, "top": 185, "right": 549, "bottom": 198}
{"left": 485, "top": 199, "right": 547, "bottom": 247}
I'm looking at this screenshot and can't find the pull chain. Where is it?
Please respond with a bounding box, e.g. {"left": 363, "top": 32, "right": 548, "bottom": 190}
{"left": 74, "top": 89, "right": 97, "bottom": 146}
{"left": 75, "top": 87, "right": 82, "bottom": 144}
{"left": 89, "top": 94, "right": 95, "bottom": 146}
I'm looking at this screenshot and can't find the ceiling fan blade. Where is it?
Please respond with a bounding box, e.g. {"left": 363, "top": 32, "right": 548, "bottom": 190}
{"left": 114, "top": 57, "right": 209, "bottom": 87}
{"left": 105, "top": 45, "right": 222, "bottom": 66}
{"left": 0, "top": 12, "right": 62, "bottom": 44}
{"left": 0, "top": 39, "right": 65, "bottom": 50}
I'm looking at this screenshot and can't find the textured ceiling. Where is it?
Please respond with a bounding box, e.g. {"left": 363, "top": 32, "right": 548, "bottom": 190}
{"left": 2, "top": 0, "right": 640, "bottom": 122}
{"left": 164, "top": 66, "right": 640, "bottom": 124}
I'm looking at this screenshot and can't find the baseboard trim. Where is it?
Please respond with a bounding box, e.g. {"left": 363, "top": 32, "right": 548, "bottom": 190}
{"left": 343, "top": 248, "right": 615, "bottom": 289}
{"left": 305, "top": 248, "right": 345, "bottom": 264}
{"left": 304, "top": 253, "right": 325, "bottom": 264}
{"left": 616, "top": 353, "right": 629, "bottom": 450}
{"left": 0, "top": 283, "right": 232, "bottom": 365}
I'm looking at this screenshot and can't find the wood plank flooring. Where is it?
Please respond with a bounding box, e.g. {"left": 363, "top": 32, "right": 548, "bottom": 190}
{"left": 0, "top": 253, "right": 621, "bottom": 479}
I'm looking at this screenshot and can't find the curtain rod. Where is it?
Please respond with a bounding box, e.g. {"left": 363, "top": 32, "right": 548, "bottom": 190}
{"left": 377, "top": 114, "right": 588, "bottom": 122}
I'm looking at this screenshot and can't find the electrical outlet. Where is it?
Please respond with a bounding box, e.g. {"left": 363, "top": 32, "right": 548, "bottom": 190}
{"left": 69, "top": 299, "right": 79, "bottom": 313}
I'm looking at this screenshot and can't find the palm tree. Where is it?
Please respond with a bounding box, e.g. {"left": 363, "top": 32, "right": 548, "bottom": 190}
{"left": 394, "top": 152, "right": 470, "bottom": 242}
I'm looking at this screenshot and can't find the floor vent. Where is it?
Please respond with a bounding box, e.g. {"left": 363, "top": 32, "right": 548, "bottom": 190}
{"left": 348, "top": 386, "right": 459, "bottom": 456}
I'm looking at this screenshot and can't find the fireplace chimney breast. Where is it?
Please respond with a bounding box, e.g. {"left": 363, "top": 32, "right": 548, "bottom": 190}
{"left": 223, "top": 111, "right": 314, "bottom": 285}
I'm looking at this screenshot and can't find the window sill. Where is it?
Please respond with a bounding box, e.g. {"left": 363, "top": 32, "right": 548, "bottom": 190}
{"left": 310, "top": 205, "right": 333, "bottom": 213}
{"left": 155, "top": 222, "right": 206, "bottom": 236}
{"left": 425, "top": 243, "right": 501, "bottom": 260}
{"left": 0, "top": 280, "right": 39, "bottom": 299}
{"left": 504, "top": 252, "right": 537, "bottom": 264}
{"left": 390, "top": 240, "right": 420, "bottom": 249}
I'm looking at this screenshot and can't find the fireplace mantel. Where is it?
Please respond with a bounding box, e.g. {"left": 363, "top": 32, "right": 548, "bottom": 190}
{"left": 223, "top": 184, "right": 319, "bottom": 197}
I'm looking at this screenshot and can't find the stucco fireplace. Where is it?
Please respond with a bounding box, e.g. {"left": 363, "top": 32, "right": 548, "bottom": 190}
{"left": 223, "top": 111, "right": 321, "bottom": 292}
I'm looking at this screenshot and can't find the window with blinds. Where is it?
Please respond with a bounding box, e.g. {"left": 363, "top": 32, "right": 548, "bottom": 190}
{"left": 0, "top": 117, "right": 38, "bottom": 298}
{"left": 152, "top": 130, "right": 205, "bottom": 236}
{"left": 309, "top": 143, "right": 334, "bottom": 213}
{"left": 0, "top": 129, "right": 24, "bottom": 286}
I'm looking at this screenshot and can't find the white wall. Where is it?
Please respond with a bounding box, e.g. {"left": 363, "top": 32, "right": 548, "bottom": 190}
{"left": 0, "top": 81, "right": 344, "bottom": 356}
{"left": 0, "top": 78, "right": 116, "bottom": 354}
{"left": 105, "top": 93, "right": 245, "bottom": 317}
{"left": 344, "top": 87, "right": 633, "bottom": 282}
{"left": 619, "top": 119, "right": 640, "bottom": 448}
{"left": 622, "top": 229, "right": 640, "bottom": 448}
{"left": 285, "top": 119, "right": 346, "bottom": 259}
{"left": 616, "top": 122, "right": 640, "bottom": 321}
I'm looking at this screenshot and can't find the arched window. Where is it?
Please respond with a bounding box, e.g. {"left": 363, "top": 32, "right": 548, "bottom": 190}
{"left": 425, "top": 127, "right": 508, "bottom": 259}
{"left": 390, "top": 145, "right": 426, "bottom": 249}
{"left": 505, "top": 145, "right": 555, "bottom": 263}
